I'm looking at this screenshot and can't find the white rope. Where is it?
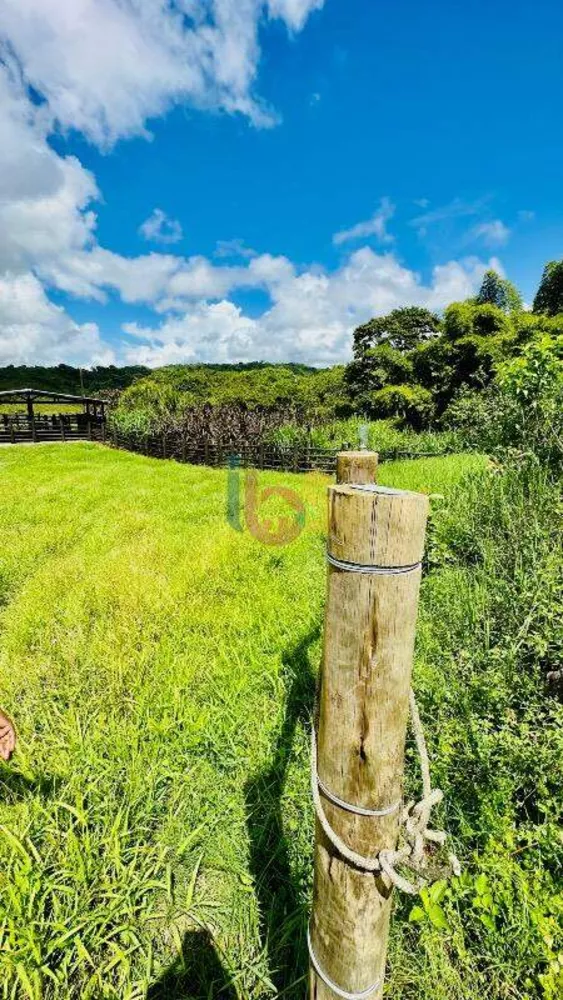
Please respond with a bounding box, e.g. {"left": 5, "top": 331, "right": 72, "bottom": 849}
{"left": 311, "top": 688, "right": 460, "bottom": 894}
{"left": 307, "top": 927, "right": 382, "bottom": 1000}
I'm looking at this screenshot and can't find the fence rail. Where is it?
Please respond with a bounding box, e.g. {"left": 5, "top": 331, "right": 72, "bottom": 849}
{"left": 0, "top": 414, "right": 105, "bottom": 444}
{"left": 108, "top": 429, "right": 448, "bottom": 472}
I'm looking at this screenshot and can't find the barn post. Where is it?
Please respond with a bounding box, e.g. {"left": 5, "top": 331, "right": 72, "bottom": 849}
{"left": 309, "top": 481, "right": 429, "bottom": 1000}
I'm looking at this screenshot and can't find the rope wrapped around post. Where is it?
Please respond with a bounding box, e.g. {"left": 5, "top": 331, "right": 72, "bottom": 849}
{"left": 311, "top": 687, "right": 460, "bottom": 895}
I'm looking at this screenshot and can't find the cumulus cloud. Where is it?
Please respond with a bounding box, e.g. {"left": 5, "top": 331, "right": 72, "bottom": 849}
{"left": 121, "top": 249, "right": 494, "bottom": 367}
{"left": 0, "top": 3, "right": 503, "bottom": 371}
{"left": 333, "top": 197, "right": 395, "bottom": 246}
{"left": 0, "top": 0, "right": 325, "bottom": 368}
{"left": 0, "top": 272, "right": 115, "bottom": 366}
{"left": 43, "top": 247, "right": 182, "bottom": 304}
{"left": 0, "top": 64, "right": 98, "bottom": 275}
{"left": 471, "top": 220, "right": 511, "bottom": 247}
{"left": 139, "top": 208, "right": 183, "bottom": 245}
{"left": 0, "top": 0, "right": 325, "bottom": 145}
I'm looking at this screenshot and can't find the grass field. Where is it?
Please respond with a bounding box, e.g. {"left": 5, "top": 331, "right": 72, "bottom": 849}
{"left": 0, "top": 405, "right": 84, "bottom": 416}
{"left": 0, "top": 444, "right": 561, "bottom": 1000}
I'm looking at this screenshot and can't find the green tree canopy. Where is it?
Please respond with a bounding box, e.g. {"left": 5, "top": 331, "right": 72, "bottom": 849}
{"left": 476, "top": 270, "right": 522, "bottom": 312}
{"left": 533, "top": 260, "right": 563, "bottom": 315}
{"left": 353, "top": 307, "right": 441, "bottom": 357}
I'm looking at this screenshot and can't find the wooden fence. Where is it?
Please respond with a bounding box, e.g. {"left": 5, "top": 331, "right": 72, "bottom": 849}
{"left": 0, "top": 413, "right": 106, "bottom": 444}
{"left": 109, "top": 429, "right": 446, "bottom": 472}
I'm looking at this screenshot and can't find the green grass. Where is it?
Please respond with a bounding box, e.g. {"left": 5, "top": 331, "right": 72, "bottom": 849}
{"left": 266, "top": 418, "right": 462, "bottom": 455}
{"left": 0, "top": 444, "right": 560, "bottom": 1000}
{"left": 0, "top": 405, "right": 83, "bottom": 416}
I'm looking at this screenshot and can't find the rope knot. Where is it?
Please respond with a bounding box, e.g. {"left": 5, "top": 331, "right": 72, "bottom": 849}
{"left": 311, "top": 688, "right": 461, "bottom": 895}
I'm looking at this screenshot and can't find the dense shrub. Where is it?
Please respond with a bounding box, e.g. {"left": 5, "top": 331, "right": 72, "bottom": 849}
{"left": 370, "top": 384, "right": 436, "bottom": 428}
{"left": 399, "top": 460, "right": 563, "bottom": 998}
{"left": 441, "top": 334, "right": 562, "bottom": 469}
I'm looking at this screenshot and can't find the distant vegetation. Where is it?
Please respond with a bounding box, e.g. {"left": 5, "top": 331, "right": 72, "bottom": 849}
{"left": 2, "top": 261, "right": 561, "bottom": 465}
{"left": 0, "top": 364, "right": 149, "bottom": 397}
{"left": 106, "top": 262, "right": 562, "bottom": 469}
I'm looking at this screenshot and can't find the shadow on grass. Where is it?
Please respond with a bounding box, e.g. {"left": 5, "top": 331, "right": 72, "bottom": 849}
{"left": 148, "top": 628, "right": 319, "bottom": 999}
{"left": 147, "top": 928, "right": 236, "bottom": 1000}
{"left": 243, "top": 627, "right": 319, "bottom": 998}
{"left": 0, "top": 765, "right": 59, "bottom": 802}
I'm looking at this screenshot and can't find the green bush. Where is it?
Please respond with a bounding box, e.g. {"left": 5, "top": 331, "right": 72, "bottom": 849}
{"left": 441, "top": 334, "right": 562, "bottom": 470}
{"left": 401, "top": 460, "right": 563, "bottom": 999}
{"left": 444, "top": 302, "right": 511, "bottom": 341}
{"left": 371, "top": 384, "right": 436, "bottom": 429}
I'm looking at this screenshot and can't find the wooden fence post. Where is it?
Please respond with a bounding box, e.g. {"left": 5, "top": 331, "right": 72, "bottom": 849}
{"left": 309, "top": 482, "right": 429, "bottom": 1000}
{"left": 336, "top": 449, "right": 378, "bottom": 485}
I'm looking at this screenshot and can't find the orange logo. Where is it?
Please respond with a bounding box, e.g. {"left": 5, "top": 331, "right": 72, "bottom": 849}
{"left": 227, "top": 456, "right": 306, "bottom": 546}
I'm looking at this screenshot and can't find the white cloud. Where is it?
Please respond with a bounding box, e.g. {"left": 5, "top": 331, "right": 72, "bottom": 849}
{"left": 0, "top": 4, "right": 507, "bottom": 372}
{"left": 214, "top": 238, "right": 257, "bottom": 260}
{"left": 518, "top": 209, "right": 535, "bottom": 223}
{"left": 411, "top": 197, "right": 488, "bottom": 236}
{"left": 43, "top": 247, "right": 182, "bottom": 304}
{"left": 122, "top": 248, "right": 495, "bottom": 368}
{"left": 0, "top": 64, "right": 98, "bottom": 275}
{"left": 268, "top": 0, "right": 325, "bottom": 31}
{"left": 471, "top": 220, "right": 511, "bottom": 247}
{"left": 333, "top": 197, "right": 395, "bottom": 246}
{"left": 0, "top": 0, "right": 324, "bottom": 368}
{"left": 0, "top": 272, "right": 115, "bottom": 366}
{"left": 123, "top": 300, "right": 258, "bottom": 366}
{"left": 0, "top": 0, "right": 324, "bottom": 146}
{"left": 139, "top": 208, "right": 183, "bottom": 245}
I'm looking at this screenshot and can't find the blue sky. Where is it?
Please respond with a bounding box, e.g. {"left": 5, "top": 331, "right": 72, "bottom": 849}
{"left": 1, "top": 0, "right": 562, "bottom": 368}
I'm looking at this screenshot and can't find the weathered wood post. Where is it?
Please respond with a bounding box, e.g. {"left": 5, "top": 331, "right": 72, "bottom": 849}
{"left": 336, "top": 450, "right": 379, "bottom": 486}
{"left": 309, "top": 482, "right": 429, "bottom": 999}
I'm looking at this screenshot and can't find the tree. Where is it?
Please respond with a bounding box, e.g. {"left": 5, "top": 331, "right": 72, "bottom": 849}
{"left": 476, "top": 270, "right": 522, "bottom": 312}
{"left": 444, "top": 302, "right": 510, "bottom": 340}
{"left": 533, "top": 260, "right": 563, "bottom": 315}
{"left": 352, "top": 307, "right": 441, "bottom": 357}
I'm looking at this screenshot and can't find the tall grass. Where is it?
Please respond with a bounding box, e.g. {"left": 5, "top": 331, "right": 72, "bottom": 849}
{"left": 0, "top": 444, "right": 560, "bottom": 999}
{"left": 266, "top": 417, "right": 462, "bottom": 455}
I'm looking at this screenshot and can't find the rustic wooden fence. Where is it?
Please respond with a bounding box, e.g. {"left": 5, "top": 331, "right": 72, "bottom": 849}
{"left": 108, "top": 428, "right": 447, "bottom": 472}
{"left": 0, "top": 413, "right": 106, "bottom": 444}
